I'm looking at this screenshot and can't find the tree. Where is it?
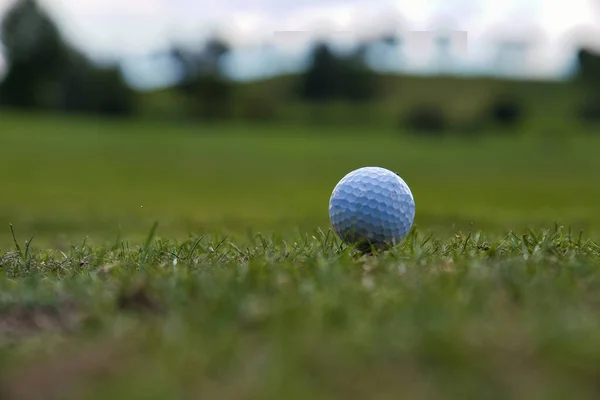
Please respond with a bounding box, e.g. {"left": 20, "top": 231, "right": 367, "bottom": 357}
{"left": 170, "top": 36, "right": 235, "bottom": 119}
{"left": 60, "top": 62, "right": 136, "bottom": 117}
{"left": 0, "top": 0, "right": 136, "bottom": 115}
{"left": 298, "top": 42, "right": 342, "bottom": 102}
{"left": 575, "top": 48, "right": 600, "bottom": 123}
{"left": 487, "top": 94, "right": 525, "bottom": 129}
{"left": 298, "top": 41, "right": 380, "bottom": 103}
{"left": 576, "top": 48, "right": 600, "bottom": 87}
{"left": 339, "top": 46, "right": 379, "bottom": 102}
{"left": 0, "top": 0, "right": 69, "bottom": 108}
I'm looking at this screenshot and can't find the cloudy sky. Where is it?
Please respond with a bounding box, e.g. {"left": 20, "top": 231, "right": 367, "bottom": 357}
{"left": 1, "top": 0, "right": 599, "bottom": 88}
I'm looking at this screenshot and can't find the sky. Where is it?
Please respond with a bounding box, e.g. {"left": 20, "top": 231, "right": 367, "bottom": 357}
{"left": 1, "top": 0, "right": 599, "bottom": 89}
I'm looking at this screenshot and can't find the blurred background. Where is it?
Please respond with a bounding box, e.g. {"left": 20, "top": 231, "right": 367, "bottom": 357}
{"left": 0, "top": 0, "right": 600, "bottom": 246}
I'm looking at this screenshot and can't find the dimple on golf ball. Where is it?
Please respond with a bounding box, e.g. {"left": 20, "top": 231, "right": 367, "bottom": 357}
{"left": 329, "top": 166, "right": 415, "bottom": 248}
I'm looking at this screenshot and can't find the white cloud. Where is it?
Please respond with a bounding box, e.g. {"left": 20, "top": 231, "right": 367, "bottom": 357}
{"left": 0, "top": 0, "right": 598, "bottom": 81}
{"left": 37, "top": 0, "right": 172, "bottom": 56}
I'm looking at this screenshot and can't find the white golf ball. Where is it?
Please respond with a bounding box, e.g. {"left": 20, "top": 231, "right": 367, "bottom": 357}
{"left": 329, "top": 166, "right": 415, "bottom": 248}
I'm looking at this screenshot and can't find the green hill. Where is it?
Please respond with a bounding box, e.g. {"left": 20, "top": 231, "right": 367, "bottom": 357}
{"left": 139, "top": 73, "right": 581, "bottom": 130}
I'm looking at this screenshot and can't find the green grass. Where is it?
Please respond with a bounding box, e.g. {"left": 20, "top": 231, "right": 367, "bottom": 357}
{"left": 1, "top": 228, "right": 600, "bottom": 399}
{"left": 0, "top": 112, "right": 598, "bottom": 245}
{"left": 144, "top": 74, "right": 581, "bottom": 130}
{"left": 0, "top": 112, "right": 600, "bottom": 398}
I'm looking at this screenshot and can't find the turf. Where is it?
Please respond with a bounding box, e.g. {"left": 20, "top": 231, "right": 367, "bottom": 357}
{"left": 0, "top": 112, "right": 600, "bottom": 398}
{"left": 1, "top": 228, "right": 600, "bottom": 399}
{"left": 0, "top": 112, "right": 598, "bottom": 244}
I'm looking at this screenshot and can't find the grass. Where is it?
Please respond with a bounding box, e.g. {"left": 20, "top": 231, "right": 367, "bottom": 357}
{"left": 174, "top": 73, "right": 579, "bottom": 124}
{"left": 1, "top": 228, "right": 600, "bottom": 399}
{"left": 0, "top": 112, "right": 600, "bottom": 398}
{"left": 0, "top": 111, "right": 598, "bottom": 245}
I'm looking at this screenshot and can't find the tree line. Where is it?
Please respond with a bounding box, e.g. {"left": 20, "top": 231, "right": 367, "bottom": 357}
{"left": 1, "top": 0, "right": 600, "bottom": 129}
{"left": 0, "top": 0, "right": 134, "bottom": 115}
{"left": 0, "top": 0, "right": 385, "bottom": 118}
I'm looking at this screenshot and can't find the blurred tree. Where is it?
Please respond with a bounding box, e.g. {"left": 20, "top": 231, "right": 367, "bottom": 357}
{"left": 486, "top": 94, "right": 525, "bottom": 129}
{"left": 297, "top": 42, "right": 340, "bottom": 102}
{"left": 0, "top": 0, "right": 69, "bottom": 108}
{"left": 576, "top": 48, "right": 600, "bottom": 86}
{"left": 298, "top": 41, "right": 380, "bottom": 103}
{"left": 94, "top": 67, "right": 136, "bottom": 116}
{"left": 59, "top": 54, "right": 135, "bottom": 116}
{"left": 59, "top": 64, "right": 136, "bottom": 116}
{"left": 0, "top": 0, "right": 135, "bottom": 115}
{"left": 185, "top": 74, "right": 234, "bottom": 120}
{"left": 201, "top": 38, "right": 229, "bottom": 74}
{"left": 575, "top": 48, "right": 600, "bottom": 123}
{"left": 340, "top": 45, "right": 380, "bottom": 102}
{"left": 170, "top": 37, "right": 235, "bottom": 119}
{"left": 403, "top": 104, "right": 447, "bottom": 136}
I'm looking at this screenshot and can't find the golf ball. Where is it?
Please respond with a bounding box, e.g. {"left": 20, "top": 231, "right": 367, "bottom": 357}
{"left": 329, "top": 166, "right": 415, "bottom": 248}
